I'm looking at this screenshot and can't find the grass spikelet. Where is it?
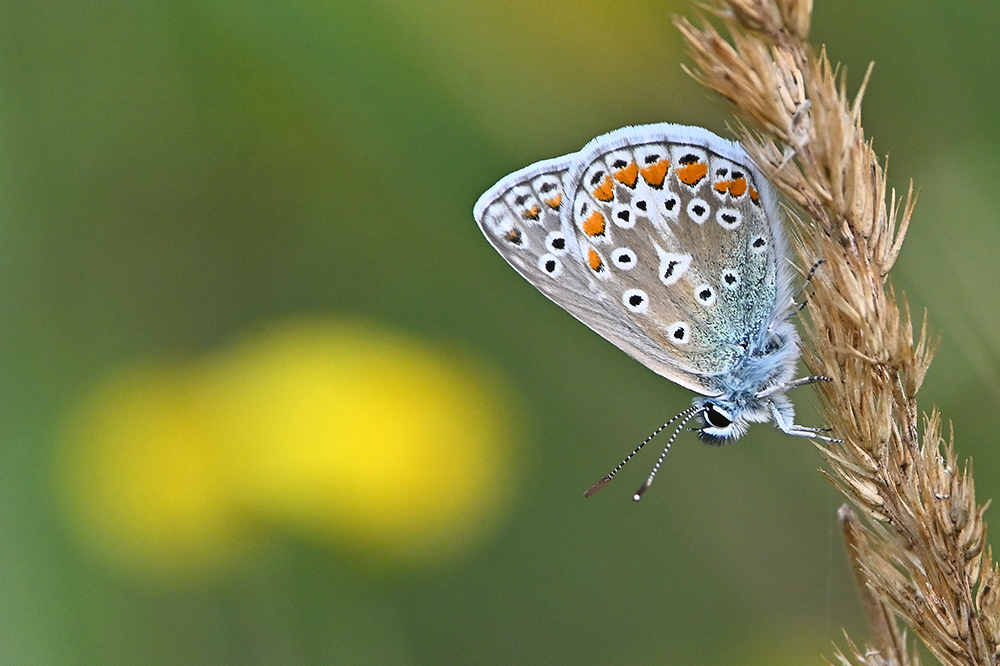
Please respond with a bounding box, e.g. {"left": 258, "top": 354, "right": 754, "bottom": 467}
{"left": 676, "top": 2, "right": 998, "bottom": 663}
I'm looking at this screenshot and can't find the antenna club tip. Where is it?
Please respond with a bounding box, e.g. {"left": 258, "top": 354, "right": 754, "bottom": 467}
{"left": 583, "top": 477, "right": 610, "bottom": 498}
{"left": 633, "top": 480, "right": 652, "bottom": 501}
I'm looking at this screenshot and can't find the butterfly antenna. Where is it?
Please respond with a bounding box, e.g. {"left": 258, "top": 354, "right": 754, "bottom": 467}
{"left": 632, "top": 407, "right": 706, "bottom": 502}
{"left": 584, "top": 407, "right": 701, "bottom": 498}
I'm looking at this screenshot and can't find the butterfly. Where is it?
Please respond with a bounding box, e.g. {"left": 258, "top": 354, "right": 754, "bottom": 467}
{"left": 473, "top": 124, "right": 834, "bottom": 500}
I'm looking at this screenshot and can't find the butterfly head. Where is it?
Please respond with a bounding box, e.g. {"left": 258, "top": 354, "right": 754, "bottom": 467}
{"left": 694, "top": 397, "right": 764, "bottom": 444}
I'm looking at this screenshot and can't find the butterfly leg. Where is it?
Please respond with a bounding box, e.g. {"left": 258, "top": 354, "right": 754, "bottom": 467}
{"left": 778, "top": 100, "right": 813, "bottom": 168}
{"left": 770, "top": 403, "right": 842, "bottom": 443}
{"left": 755, "top": 375, "right": 831, "bottom": 399}
{"left": 792, "top": 258, "right": 826, "bottom": 312}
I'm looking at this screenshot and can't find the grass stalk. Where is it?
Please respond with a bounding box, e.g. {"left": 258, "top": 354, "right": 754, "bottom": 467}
{"left": 675, "top": 2, "right": 999, "bottom": 664}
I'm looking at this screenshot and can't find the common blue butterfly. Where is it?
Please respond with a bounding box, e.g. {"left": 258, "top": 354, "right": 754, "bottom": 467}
{"left": 474, "top": 124, "right": 832, "bottom": 499}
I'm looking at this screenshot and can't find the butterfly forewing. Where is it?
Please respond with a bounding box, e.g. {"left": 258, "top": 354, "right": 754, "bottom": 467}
{"left": 475, "top": 153, "right": 716, "bottom": 387}
{"left": 564, "top": 125, "right": 784, "bottom": 389}
{"left": 474, "top": 155, "right": 614, "bottom": 322}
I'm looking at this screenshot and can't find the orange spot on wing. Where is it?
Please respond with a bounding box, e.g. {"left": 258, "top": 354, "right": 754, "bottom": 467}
{"left": 748, "top": 186, "right": 759, "bottom": 203}
{"left": 714, "top": 177, "right": 747, "bottom": 197}
{"left": 730, "top": 177, "right": 747, "bottom": 197}
{"left": 639, "top": 159, "right": 669, "bottom": 187}
{"left": 582, "top": 211, "right": 606, "bottom": 237}
{"left": 676, "top": 161, "right": 707, "bottom": 186}
{"left": 592, "top": 175, "right": 615, "bottom": 202}
{"left": 544, "top": 193, "right": 562, "bottom": 209}
{"left": 587, "top": 248, "right": 603, "bottom": 272}
{"left": 614, "top": 162, "right": 638, "bottom": 188}
{"left": 523, "top": 204, "right": 541, "bottom": 220}
{"left": 503, "top": 228, "right": 522, "bottom": 245}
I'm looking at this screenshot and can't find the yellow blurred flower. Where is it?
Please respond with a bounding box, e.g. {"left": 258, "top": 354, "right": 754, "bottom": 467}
{"left": 206, "top": 319, "right": 520, "bottom": 563}
{"left": 57, "top": 365, "right": 251, "bottom": 579}
{"left": 57, "top": 318, "right": 521, "bottom": 580}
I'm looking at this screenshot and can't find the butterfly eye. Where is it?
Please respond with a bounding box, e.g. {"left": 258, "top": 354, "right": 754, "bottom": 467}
{"left": 704, "top": 404, "right": 732, "bottom": 429}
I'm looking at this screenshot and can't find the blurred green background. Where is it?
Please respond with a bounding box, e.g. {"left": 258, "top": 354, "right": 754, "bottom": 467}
{"left": 1, "top": 1, "right": 997, "bottom": 664}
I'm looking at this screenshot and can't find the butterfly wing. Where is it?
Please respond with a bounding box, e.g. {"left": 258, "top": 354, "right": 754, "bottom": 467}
{"left": 474, "top": 153, "right": 707, "bottom": 389}
{"left": 561, "top": 124, "right": 791, "bottom": 392}
{"left": 474, "top": 154, "right": 596, "bottom": 316}
{"left": 475, "top": 124, "right": 792, "bottom": 396}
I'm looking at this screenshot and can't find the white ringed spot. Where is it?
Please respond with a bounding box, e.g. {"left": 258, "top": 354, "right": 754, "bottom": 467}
{"left": 537, "top": 254, "right": 562, "bottom": 278}
{"left": 687, "top": 198, "right": 710, "bottom": 224}
{"left": 666, "top": 322, "right": 690, "bottom": 345}
{"left": 545, "top": 230, "right": 569, "bottom": 255}
{"left": 661, "top": 191, "right": 680, "bottom": 220}
{"left": 694, "top": 284, "right": 716, "bottom": 307}
{"left": 611, "top": 204, "right": 635, "bottom": 228}
{"left": 716, "top": 207, "right": 742, "bottom": 230}
{"left": 611, "top": 247, "right": 637, "bottom": 270}
{"left": 622, "top": 289, "right": 649, "bottom": 313}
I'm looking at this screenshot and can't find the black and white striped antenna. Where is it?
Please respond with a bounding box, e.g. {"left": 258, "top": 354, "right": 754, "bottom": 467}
{"left": 584, "top": 406, "right": 705, "bottom": 501}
